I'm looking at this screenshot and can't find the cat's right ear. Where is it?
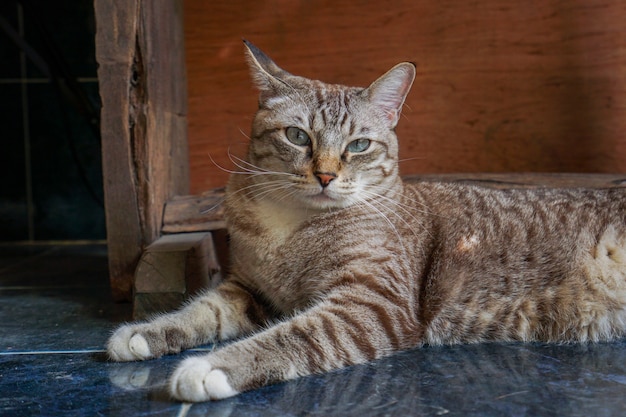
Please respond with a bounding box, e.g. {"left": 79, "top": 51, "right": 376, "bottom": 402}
{"left": 243, "top": 40, "right": 290, "bottom": 102}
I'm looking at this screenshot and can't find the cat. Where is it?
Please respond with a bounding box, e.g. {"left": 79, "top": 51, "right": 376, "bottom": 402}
{"left": 107, "top": 39, "right": 626, "bottom": 402}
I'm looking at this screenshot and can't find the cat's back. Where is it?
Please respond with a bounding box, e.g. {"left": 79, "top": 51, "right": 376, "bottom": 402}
{"left": 403, "top": 180, "right": 626, "bottom": 277}
{"left": 402, "top": 181, "right": 626, "bottom": 344}
{"left": 408, "top": 180, "right": 624, "bottom": 229}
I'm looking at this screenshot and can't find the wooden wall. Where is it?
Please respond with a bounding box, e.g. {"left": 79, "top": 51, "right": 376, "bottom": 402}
{"left": 183, "top": 0, "right": 626, "bottom": 194}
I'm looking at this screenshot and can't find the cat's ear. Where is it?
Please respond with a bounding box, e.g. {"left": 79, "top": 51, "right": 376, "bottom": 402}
{"left": 243, "top": 40, "right": 291, "bottom": 102}
{"left": 364, "top": 62, "right": 416, "bottom": 128}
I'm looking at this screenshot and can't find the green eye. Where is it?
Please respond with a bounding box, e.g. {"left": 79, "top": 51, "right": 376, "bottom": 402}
{"left": 285, "top": 127, "right": 311, "bottom": 146}
{"left": 346, "top": 138, "right": 371, "bottom": 153}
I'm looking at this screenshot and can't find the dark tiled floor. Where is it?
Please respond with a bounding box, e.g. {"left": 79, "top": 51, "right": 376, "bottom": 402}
{"left": 2, "top": 244, "right": 626, "bottom": 416}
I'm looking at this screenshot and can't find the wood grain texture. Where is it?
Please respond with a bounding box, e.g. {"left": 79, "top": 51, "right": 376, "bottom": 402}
{"left": 162, "top": 188, "right": 226, "bottom": 234}
{"left": 95, "top": 0, "right": 189, "bottom": 301}
{"left": 183, "top": 0, "right": 626, "bottom": 194}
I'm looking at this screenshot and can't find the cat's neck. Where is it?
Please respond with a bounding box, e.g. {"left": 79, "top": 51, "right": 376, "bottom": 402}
{"left": 254, "top": 198, "right": 321, "bottom": 242}
{"left": 225, "top": 175, "right": 325, "bottom": 245}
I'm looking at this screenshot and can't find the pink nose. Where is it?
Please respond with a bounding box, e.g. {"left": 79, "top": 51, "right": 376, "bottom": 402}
{"left": 315, "top": 172, "right": 336, "bottom": 187}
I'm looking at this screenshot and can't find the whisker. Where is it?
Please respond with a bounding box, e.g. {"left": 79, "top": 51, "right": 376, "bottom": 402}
{"left": 364, "top": 184, "right": 433, "bottom": 217}
{"left": 355, "top": 197, "right": 409, "bottom": 257}
{"left": 268, "top": 186, "right": 302, "bottom": 206}
{"left": 237, "top": 128, "right": 251, "bottom": 141}
{"left": 366, "top": 183, "right": 452, "bottom": 221}
{"left": 226, "top": 149, "right": 300, "bottom": 179}
{"left": 228, "top": 180, "right": 295, "bottom": 202}
{"left": 360, "top": 189, "right": 431, "bottom": 240}
{"left": 362, "top": 186, "right": 425, "bottom": 212}
{"left": 200, "top": 199, "right": 224, "bottom": 215}
{"left": 207, "top": 152, "right": 246, "bottom": 175}
{"left": 398, "top": 156, "right": 427, "bottom": 163}
{"left": 249, "top": 182, "right": 296, "bottom": 202}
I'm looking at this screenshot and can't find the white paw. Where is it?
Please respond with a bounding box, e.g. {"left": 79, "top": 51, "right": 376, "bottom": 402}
{"left": 169, "top": 356, "right": 239, "bottom": 402}
{"left": 107, "top": 325, "right": 153, "bottom": 361}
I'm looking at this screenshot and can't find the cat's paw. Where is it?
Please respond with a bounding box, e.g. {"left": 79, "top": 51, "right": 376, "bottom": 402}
{"left": 169, "top": 356, "right": 239, "bottom": 402}
{"left": 107, "top": 325, "right": 154, "bottom": 362}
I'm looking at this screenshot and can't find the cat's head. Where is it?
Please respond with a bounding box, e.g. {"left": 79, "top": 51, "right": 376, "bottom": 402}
{"left": 241, "top": 40, "right": 415, "bottom": 211}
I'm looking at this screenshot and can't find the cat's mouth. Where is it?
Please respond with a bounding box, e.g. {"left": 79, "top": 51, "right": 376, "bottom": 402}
{"left": 304, "top": 190, "right": 351, "bottom": 210}
{"left": 301, "top": 186, "right": 332, "bottom": 201}
{"left": 310, "top": 192, "right": 335, "bottom": 202}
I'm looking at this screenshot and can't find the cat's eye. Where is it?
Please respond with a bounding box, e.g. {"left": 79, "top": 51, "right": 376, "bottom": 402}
{"left": 285, "top": 127, "right": 311, "bottom": 146}
{"left": 346, "top": 138, "right": 371, "bottom": 153}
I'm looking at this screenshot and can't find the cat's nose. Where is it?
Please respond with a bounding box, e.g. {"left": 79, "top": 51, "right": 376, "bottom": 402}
{"left": 315, "top": 172, "right": 337, "bottom": 187}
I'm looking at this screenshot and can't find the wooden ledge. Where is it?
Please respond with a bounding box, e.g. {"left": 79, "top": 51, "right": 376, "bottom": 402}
{"left": 162, "top": 188, "right": 226, "bottom": 234}
{"left": 406, "top": 173, "right": 626, "bottom": 189}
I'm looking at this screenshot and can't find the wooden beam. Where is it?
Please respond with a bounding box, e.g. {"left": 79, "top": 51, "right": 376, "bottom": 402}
{"left": 95, "top": 0, "right": 189, "bottom": 301}
{"left": 404, "top": 173, "right": 626, "bottom": 189}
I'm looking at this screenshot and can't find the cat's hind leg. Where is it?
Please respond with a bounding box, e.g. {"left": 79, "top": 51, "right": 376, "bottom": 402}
{"left": 107, "top": 281, "right": 271, "bottom": 361}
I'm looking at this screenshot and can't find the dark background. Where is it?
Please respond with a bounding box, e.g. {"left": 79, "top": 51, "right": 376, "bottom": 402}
{"left": 0, "top": 0, "right": 104, "bottom": 241}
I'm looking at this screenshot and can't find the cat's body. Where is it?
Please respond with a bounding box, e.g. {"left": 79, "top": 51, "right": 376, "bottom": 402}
{"left": 108, "top": 40, "right": 626, "bottom": 402}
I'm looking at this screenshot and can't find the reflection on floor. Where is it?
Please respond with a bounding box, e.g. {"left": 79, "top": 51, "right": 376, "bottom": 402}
{"left": 1, "top": 244, "right": 626, "bottom": 416}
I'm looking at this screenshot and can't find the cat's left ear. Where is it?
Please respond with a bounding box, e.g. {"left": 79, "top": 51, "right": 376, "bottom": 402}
{"left": 364, "top": 62, "right": 416, "bottom": 128}
{"left": 243, "top": 39, "right": 291, "bottom": 102}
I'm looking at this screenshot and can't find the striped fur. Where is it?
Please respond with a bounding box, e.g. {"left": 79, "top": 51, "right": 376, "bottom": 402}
{"left": 107, "top": 41, "right": 626, "bottom": 402}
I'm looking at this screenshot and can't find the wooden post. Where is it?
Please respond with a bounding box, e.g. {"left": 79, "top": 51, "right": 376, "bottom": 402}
{"left": 94, "top": 0, "right": 189, "bottom": 301}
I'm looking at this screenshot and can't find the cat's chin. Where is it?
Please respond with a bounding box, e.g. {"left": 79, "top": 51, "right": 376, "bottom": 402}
{"left": 301, "top": 193, "right": 352, "bottom": 211}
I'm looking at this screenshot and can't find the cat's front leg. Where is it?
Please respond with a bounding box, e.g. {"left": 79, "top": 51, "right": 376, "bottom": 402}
{"left": 107, "top": 281, "right": 270, "bottom": 361}
{"left": 169, "top": 286, "right": 413, "bottom": 401}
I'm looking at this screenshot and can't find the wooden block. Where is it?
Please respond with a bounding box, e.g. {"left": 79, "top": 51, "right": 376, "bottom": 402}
{"left": 133, "top": 293, "right": 185, "bottom": 321}
{"left": 133, "top": 232, "right": 222, "bottom": 319}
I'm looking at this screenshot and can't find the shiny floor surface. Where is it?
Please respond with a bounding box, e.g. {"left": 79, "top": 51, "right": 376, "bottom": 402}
{"left": 1, "top": 244, "right": 626, "bottom": 416}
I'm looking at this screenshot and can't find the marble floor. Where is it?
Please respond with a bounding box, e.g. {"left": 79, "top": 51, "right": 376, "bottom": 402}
{"left": 1, "top": 244, "right": 626, "bottom": 416}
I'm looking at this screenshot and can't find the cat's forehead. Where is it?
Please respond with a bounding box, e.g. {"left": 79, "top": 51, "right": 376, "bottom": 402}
{"left": 309, "top": 79, "right": 363, "bottom": 101}
{"left": 280, "top": 79, "right": 366, "bottom": 118}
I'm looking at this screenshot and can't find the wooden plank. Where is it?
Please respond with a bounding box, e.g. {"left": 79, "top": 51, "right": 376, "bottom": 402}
{"left": 162, "top": 188, "right": 226, "bottom": 234}
{"left": 133, "top": 232, "right": 222, "bottom": 319}
{"left": 95, "top": 0, "right": 189, "bottom": 301}
{"left": 183, "top": 0, "right": 626, "bottom": 194}
{"left": 406, "top": 173, "right": 626, "bottom": 189}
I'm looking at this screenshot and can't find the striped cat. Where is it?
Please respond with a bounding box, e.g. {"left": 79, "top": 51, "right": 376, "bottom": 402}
{"left": 107, "top": 40, "right": 626, "bottom": 402}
